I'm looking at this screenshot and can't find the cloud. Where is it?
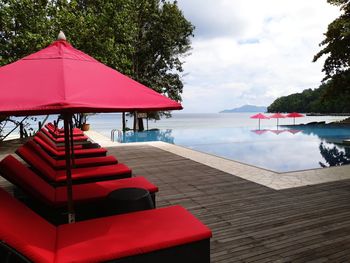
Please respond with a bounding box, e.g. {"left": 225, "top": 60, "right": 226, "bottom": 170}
{"left": 176, "top": 0, "right": 340, "bottom": 113}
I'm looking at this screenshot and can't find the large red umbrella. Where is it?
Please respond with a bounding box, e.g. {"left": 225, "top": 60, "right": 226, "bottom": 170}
{"left": 250, "top": 113, "right": 269, "bottom": 130}
{"left": 286, "top": 112, "right": 304, "bottom": 125}
{"left": 0, "top": 33, "right": 182, "bottom": 222}
{"left": 270, "top": 113, "right": 286, "bottom": 127}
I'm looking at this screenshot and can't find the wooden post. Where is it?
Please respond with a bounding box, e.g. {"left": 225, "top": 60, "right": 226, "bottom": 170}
{"left": 133, "top": 111, "right": 138, "bottom": 132}
{"left": 122, "top": 112, "right": 126, "bottom": 132}
{"left": 19, "top": 123, "right": 24, "bottom": 138}
{"left": 63, "top": 114, "right": 75, "bottom": 223}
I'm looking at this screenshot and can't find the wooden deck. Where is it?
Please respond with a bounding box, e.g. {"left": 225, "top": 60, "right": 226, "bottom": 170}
{"left": 108, "top": 145, "right": 350, "bottom": 262}
{"left": 2, "top": 142, "right": 350, "bottom": 262}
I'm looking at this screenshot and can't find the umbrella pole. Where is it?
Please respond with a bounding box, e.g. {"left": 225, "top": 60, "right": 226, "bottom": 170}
{"left": 63, "top": 114, "right": 75, "bottom": 223}
{"left": 259, "top": 119, "right": 261, "bottom": 130}
{"left": 69, "top": 118, "right": 75, "bottom": 167}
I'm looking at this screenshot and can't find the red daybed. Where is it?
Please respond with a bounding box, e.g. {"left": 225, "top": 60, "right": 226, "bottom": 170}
{"left": 25, "top": 140, "right": 117, "bottom": 169}
{"left": 41, "top": 128, "right": 88, "bottom": 143}
{"left": 34, "top": 136, "right": 107, "bottom": 159}
{"left": 0, "top": 187, "right": 211, "bottom": 263}
{"left": 0, "top": 155, "right": 157, "bottom": 207}
{"left": 16, "top": 146, "right": 131, "bottom": 185}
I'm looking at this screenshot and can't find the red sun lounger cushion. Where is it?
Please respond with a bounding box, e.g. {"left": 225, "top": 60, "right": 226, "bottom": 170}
{"left": 46, "top": 124, "right": 84, "bottom": 138}
{"left": 0, "top": 188, "right": 56, "bottom": 263}
{"left": 36, "top": 132, "right": 84, "bottom": 150}
{"left": 34, "top": 136, "right": 107, "bottom": 158}
{"left": 0, "top": 155, "right": 157, "bottom": 207}
{"left": 16, "top": 146, "right": 131, "bottom": 183}
{"left": 55, "top": 205, "right": 212, "bottom": 263}
{"left": 46, "top": 123, "right": 83, "bottom": 135}
{"left": 41, "top": 128, "right": 88, "bottom": 143}
{"left": 0, "top": 187, "right": 211, "bottom": 263}
{"left": 26, "top": 140, "right": 117, "bottom": 169}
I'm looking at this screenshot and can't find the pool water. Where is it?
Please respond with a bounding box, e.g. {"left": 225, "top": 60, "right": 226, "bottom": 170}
{"left": 117, "top": 126, "right": 350, "bottom": 172}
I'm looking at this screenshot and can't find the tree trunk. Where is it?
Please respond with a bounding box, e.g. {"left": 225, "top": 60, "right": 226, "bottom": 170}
{"left": 138, "top": 118, "right": 144, "bottom": 131}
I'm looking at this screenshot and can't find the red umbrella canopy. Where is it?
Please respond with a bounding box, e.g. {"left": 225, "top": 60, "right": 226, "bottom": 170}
{"left": 286, "top": 129, "right": 301, "bottom": 134}
{"left": 286, "top": 112, "right": 304, "bottom": 118}
{"left": 250, "top": 113, "right": 269, "bottom": 119}
{"left": 251, "top": 129, "right": 268, "bottom": 135}
{"left": 270, "top": 113, "right": 286, "bottom": 119}
{"left": 269, "top": 129, "right": 285, "bottom": 135}
{"left": 0, "top": 38, "right": 182, "bottom": 116}
{"left": 250, "top": 113, "right": 269, "bottom": 130}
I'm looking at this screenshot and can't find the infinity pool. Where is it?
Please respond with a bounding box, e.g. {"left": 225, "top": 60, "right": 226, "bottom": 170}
{"left": 116, "top": 126, "right": 350, "bottom": 172}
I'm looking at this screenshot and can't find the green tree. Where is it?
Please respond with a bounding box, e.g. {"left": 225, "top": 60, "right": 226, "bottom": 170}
{"left": 0, "top": 0, "right": 194, "bottom": 129}
{"left": 132, "top": 0, "right": 194, "bottom": 103}
{"left": 313, "top": 0, "right": 350, "bottom": 95}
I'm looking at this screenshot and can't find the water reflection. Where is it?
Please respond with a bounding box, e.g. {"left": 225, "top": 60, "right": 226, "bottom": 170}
{"left": 119, "top": 129, "right": 174, "bottom": 144}
{"left": 117, "top": 126, "right": 350, "bottom": 172}
{"left": 319, "top": 142, "right": 350, "bottom": 168}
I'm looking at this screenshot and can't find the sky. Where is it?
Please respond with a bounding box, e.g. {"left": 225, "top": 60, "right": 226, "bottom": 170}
{"left": 176, "top": 0, "right": 340, "bottom": 113}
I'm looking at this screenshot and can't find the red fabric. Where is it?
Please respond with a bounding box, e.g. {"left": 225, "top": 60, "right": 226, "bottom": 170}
{"left": 55, "top": 176, "right": 158, "bottom": 206}
{"left": 16, "top": 146, "right": 131, "bottom": 183}
{"left": 36, "top": 132, "right": 84, "bottom": 150}
{"left": 0, "top": 155, "right": 55, "bottom": 206}
{"left": 55, "top": 163, "right": 131, "bottom": 182}
{"left": 26, "top": 140, "right": 117, "bottom": 169}
{"left": 34, "top": 136, "right": 107, "bottom": 158}
{"left": 0, "top": 188, "right": 56, "bottom": 263}
{"left": 46, "top": 124, "right": 84, "bottom": 137}
{"left": 0, "top": 155, "right": 156, "bottom": 207}
{"left": 41, "top": 128, "right": 88, "bottom": 142}
{"left": 56, "top": 205, "right": 211, "bottom": 263}
{"left": 46, "top": 123, "right": 83, "bottom": 134}
{"left": 0, "top": 188, "right": 210, "bottom": 263}
{"left": 250, "top": 113, "right": 269, "bottom": 119}
{"left": 270, "top": 113, "right": 286, "bottom": 119}
{"left": 286, "top": 112, "right": 304, "bottom": 118}
{"left": 0, "top": 40, "right": 182, "bottom": 116}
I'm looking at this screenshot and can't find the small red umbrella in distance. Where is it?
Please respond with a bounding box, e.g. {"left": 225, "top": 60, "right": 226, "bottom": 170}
{"left": 286, "top": 112, "right": 304, "bottom": 125}
{"left": 270, "top": 113, "right": 286, "bottom": 128}
{"left": 250, "top": 113, "right": 269, "bottom": 130}
{"left": 251, "top": 129, "right": 268, "bottom": 135}
{"left": 286, "top": 129, "right": 301, "bottom": 134}
{"left": 269, "top": 129, "right": 285, "bottom": 135}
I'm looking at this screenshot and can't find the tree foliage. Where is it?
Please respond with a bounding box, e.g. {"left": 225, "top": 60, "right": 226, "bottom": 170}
{"left": 0, "top": 0, "right": 193, "bottom": 105}
{"left": 267, "top": 81, "right": 350, "bottom": 113}
{"left": 313, "top": 0, "right": 350, "bottom": 95}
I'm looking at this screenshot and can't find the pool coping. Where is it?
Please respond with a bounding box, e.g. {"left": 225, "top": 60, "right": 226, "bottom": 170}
{"left": 85, "top": 130, "right": 350, "bottom": 190}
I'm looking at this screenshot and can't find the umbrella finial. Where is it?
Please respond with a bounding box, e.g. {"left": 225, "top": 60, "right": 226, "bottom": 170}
{"left": 57, "top": 31, "right": 66, "bottom": 41}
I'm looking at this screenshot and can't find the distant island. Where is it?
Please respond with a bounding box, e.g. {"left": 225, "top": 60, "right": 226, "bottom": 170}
{"left": 220, "top": 105, "right": 267, "bottom": 113}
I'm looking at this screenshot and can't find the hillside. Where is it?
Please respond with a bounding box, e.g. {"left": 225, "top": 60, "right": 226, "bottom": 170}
{"left": 267, "top": 82, "right": 350, "bottom": 113}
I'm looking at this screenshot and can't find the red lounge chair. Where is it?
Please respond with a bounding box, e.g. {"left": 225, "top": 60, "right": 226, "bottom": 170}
{"left": 41, "top": 128, "right": 88, "bottom": 143}
{"left": 16, "top": 146, "right": 131, "bottom": 185}
{"left": 34, "top": 136, "right": 107, "bottom": 159}
{"left": 46, "top": 122, "right": 83, "bottom": 135}
{"left": 25, "top": 140, "right": 117, "bottom": 169}
{"left": 36, "top": 132, "right": 85, "bottom": 150}
{"left": 37, "top": 132, "right": 100, "bottom": 150}
{"left": 46, "top": 123, "right": 84, "bottom": 138}
{"left": 0, "top": 187, "right": 211, "bottom": 263}
{"left": 0, "top": 155, "right": 157, "bottom": 207}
